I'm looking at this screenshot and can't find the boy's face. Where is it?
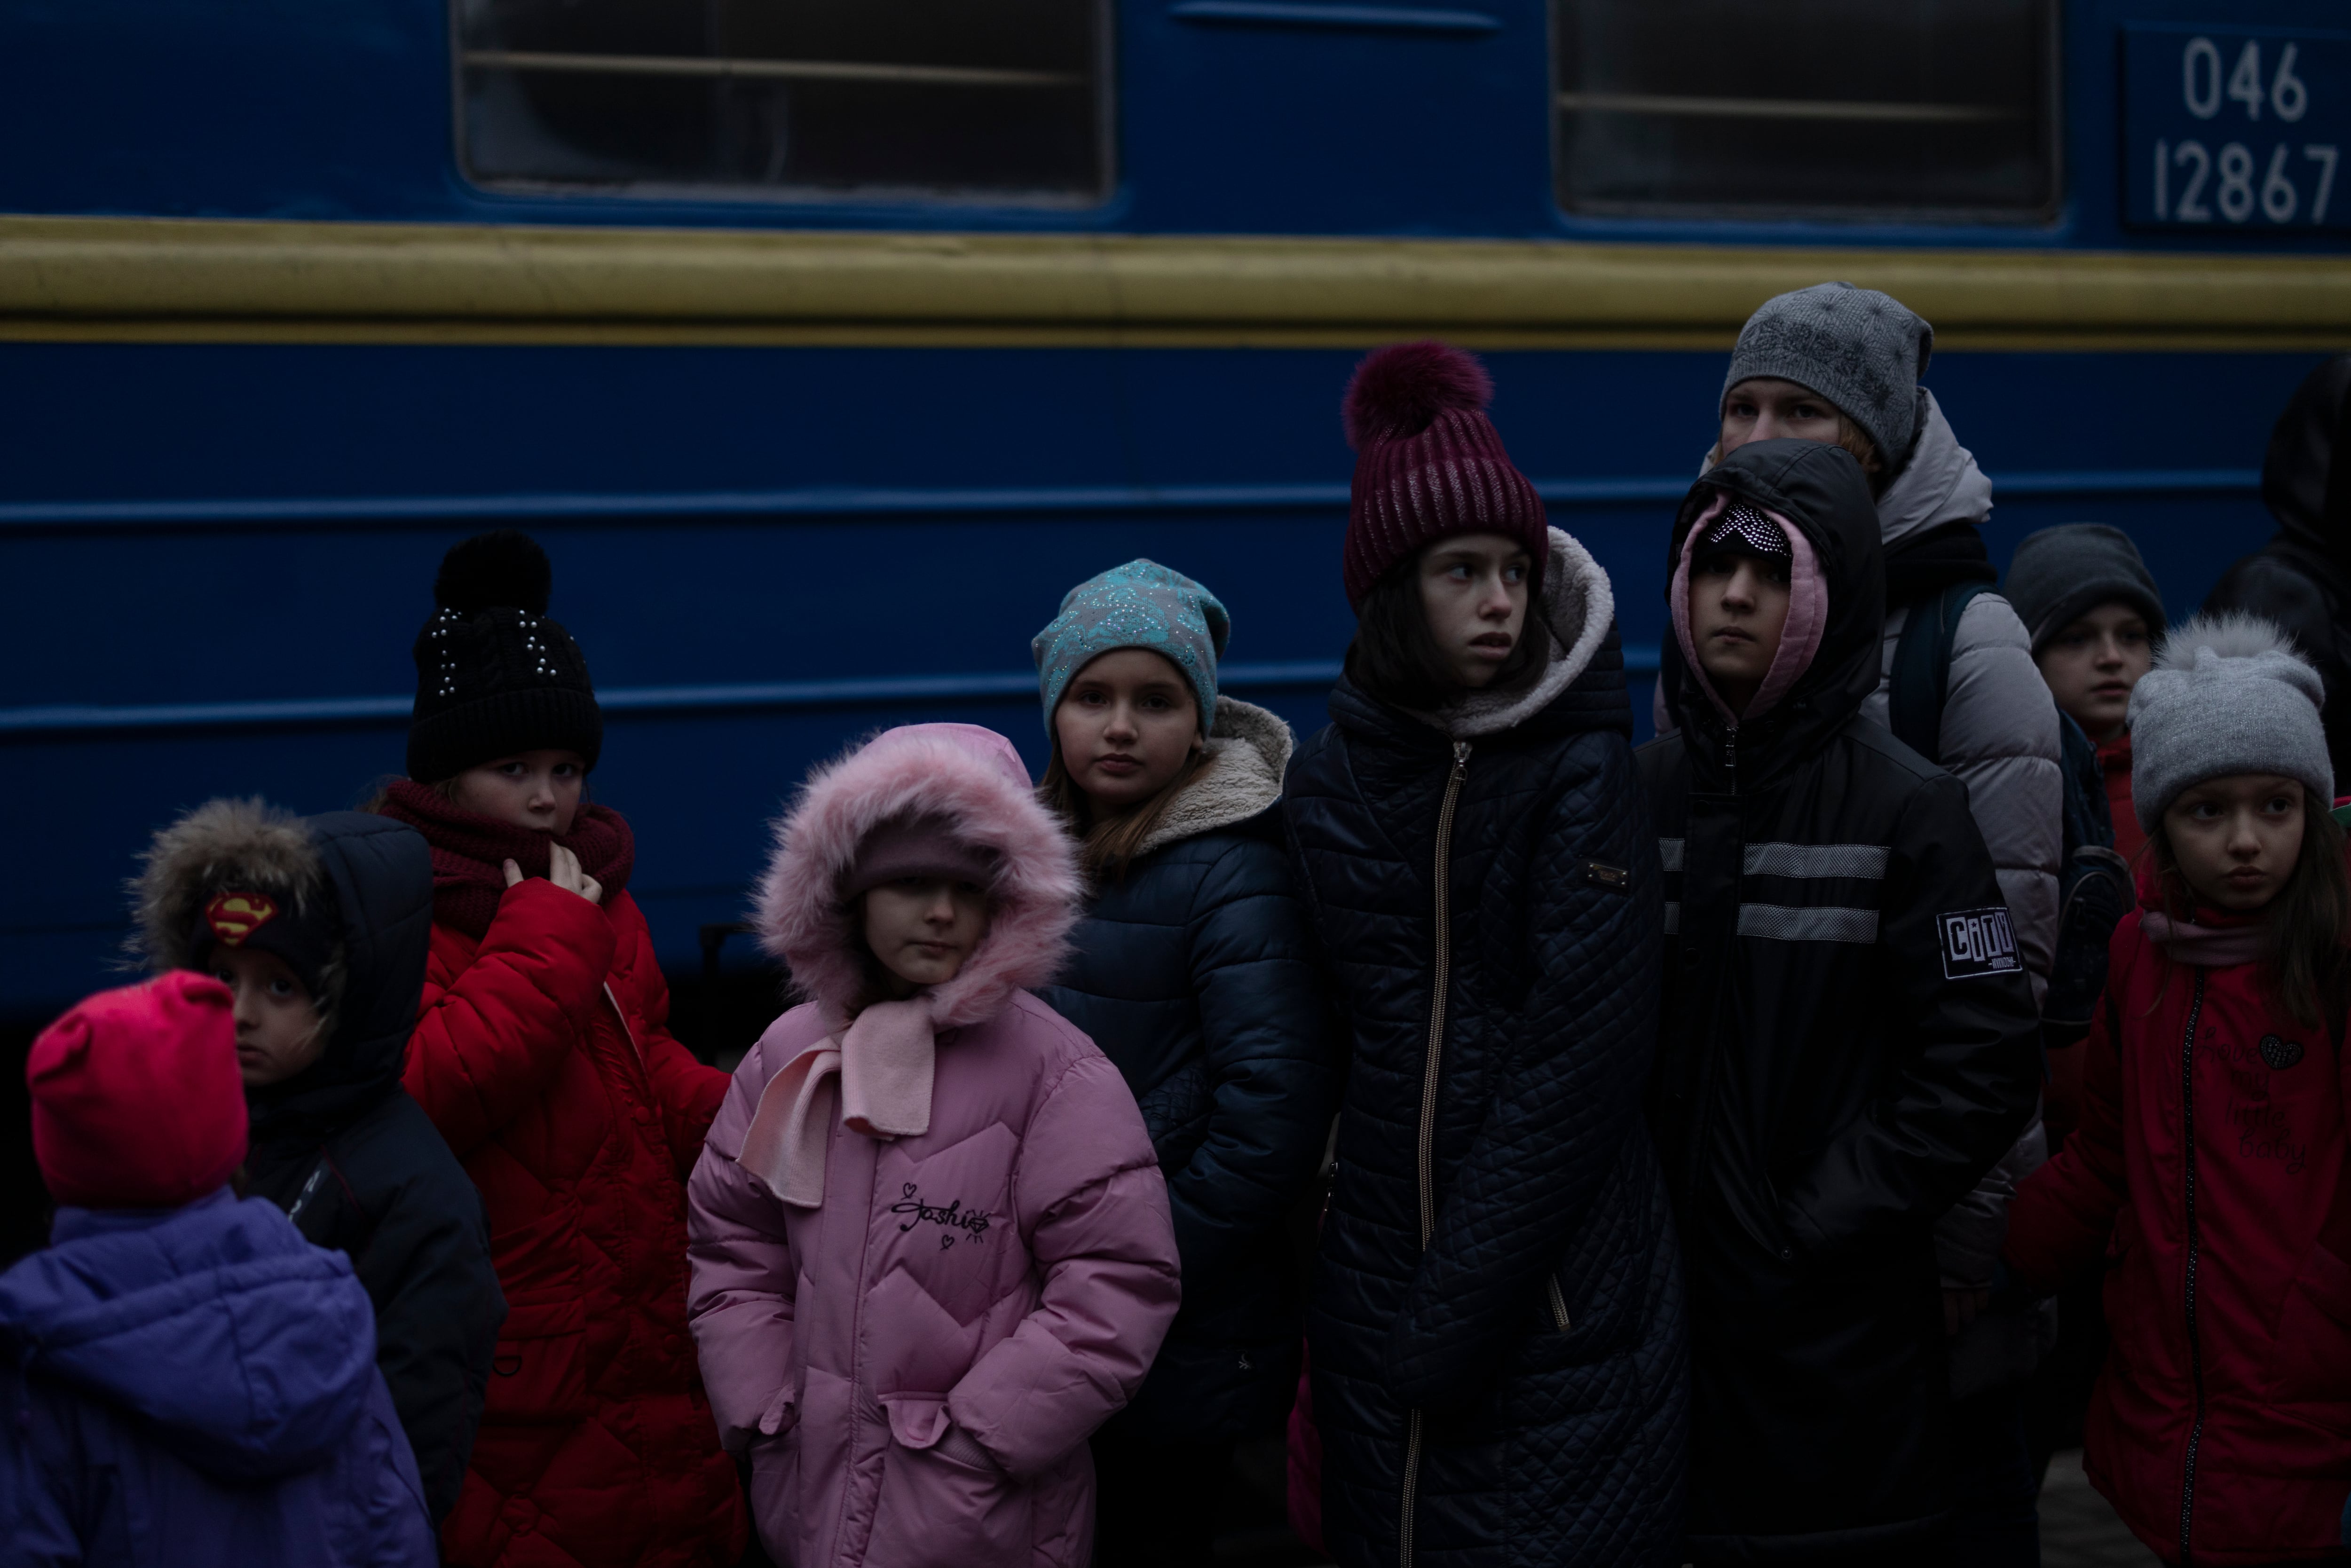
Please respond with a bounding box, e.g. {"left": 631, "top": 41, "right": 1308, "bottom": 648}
{"left": 206, "top": 946, "right": 325, "bottom": 1087}
{"left": 1417, "top": 534, "right": 1533, "bottom": 690}
{"left": 450, "top": 749, "right": 589, "bottom": 835}
{"left": 1688, "top": 549, "right": 1791, "bottom": 717}
{"left": 2035, "top": 602, "right": 2154, "bottom": 743}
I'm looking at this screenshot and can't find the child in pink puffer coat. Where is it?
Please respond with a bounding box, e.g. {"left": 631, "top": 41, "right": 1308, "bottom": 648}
{"left": 686, "top": 723, "right": 1182, "bottom": 1568}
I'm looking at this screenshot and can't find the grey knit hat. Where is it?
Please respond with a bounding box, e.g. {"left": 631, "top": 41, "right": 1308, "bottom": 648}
{"left": 2004, "top": 524, "right": 2168, "bottom": 654}
{"left": 1722, "top": 282, "right": 1933, "bottom": 474}
{"left": 2128, "top": 612, "right": 2334, "bottom": 833}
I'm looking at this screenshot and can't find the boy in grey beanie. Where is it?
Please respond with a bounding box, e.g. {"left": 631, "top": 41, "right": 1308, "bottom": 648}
{"left": 2130, "top": 612, "right": 2334, "bottom": 836}
{"left": 2006, "top": 523, "right": 2168, "bottom": 854}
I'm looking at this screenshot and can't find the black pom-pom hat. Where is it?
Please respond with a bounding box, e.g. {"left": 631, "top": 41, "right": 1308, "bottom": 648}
{"left": 406, "top": 530, "right": 603, "bottom": 784}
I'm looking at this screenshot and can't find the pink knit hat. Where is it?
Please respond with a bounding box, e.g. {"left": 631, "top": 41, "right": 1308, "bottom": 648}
{"left": 1341, "top": 341, "right": 1550, "bottom": 609}
{"left": 29, "top": 973, "right": 247, "bottom": 1210}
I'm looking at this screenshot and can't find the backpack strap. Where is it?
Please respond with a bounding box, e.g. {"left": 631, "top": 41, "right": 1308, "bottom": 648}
{"left": 1888, "top": 580, "right": 1995, "bottom": 765}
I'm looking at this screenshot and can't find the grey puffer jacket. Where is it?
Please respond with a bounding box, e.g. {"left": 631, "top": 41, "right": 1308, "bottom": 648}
{"left": 1857, "top": 392, "right": 2061, "bottom": 993}
{"left": 1858, "top": 392, "right": 2061, "bottom": 1389}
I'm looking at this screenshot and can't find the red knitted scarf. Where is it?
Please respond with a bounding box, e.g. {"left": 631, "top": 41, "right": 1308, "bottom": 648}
{"left": 377, "top": 779, "right": 635, "bottom": 939}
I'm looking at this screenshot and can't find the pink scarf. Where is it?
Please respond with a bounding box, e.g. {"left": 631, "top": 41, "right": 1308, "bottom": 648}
{"left": 734, "top": 999, "right": 939, "bottom": 1208}
{"left": 2142, "top": 910, "right": 2267, "bottom": 969}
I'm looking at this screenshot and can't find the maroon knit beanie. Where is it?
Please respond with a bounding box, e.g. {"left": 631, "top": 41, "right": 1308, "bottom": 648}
{"left": 1341, "top": 341, "right": 1549, "bottom": 609}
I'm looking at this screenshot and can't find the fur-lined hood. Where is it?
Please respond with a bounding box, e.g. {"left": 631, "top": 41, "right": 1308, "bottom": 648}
{"left": 131, "top": 800, "right": 435, "bottom": 1133}
{"left": 755, "top": 723, "right": 1081, "bottom": 1029}
{"left": 1133, "top": 695, "right": 1294, "bottom": 859}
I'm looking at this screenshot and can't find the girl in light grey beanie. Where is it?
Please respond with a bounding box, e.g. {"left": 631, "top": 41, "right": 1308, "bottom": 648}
{"left": 2129, "top": 612, "right": 2335, "bottom": 837}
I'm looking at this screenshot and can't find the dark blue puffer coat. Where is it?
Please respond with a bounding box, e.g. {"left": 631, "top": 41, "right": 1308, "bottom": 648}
{"left": 1038, "top": 695, "right": 1337, "bottom": 1446}
{"left": 0, "top": 1187, "right": 438, "bottom": 1567}
{"left": 1283, "top": 529, "right": 1686, "bottom": 1568}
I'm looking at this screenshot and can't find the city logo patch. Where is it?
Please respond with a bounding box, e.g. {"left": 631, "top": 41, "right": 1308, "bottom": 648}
{"left": 1938, "top": 907, "right": 2020, "bottom": 980}
{"left": 2261, "top": 1033, "right": 2305, "bottom": 1070}
{"left": 204, "top": 890, "right": 279, "bottom": 947}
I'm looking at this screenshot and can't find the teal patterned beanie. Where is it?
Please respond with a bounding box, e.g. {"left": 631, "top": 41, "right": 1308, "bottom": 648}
{"left": 1032, "top": 559, "right": 1230, "bottom": 733}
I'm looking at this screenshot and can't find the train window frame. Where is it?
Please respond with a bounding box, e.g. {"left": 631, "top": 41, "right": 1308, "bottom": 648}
{"left": 445, "top": 0, "right": 1119, "bottom": 210}
{"left": 1546, "top": 0, "right": 2067, "bottom": 227}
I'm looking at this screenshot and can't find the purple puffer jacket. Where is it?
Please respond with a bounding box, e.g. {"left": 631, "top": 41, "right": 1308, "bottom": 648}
{"left": 0, "top": 1188, "right": 437, "bottom": 1568}
{"left": 686, "top": 725, "right": 1181, "bottom": 1568}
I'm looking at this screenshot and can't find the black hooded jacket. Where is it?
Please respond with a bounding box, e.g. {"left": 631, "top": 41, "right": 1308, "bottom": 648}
{"left": 1284, "top": 529, "right": 1686, "bottom": 1568}
{"left": 1641, "top": 441, "right": 2040, "bottom": 1563}
{"left": 238, "top": 812, "right": 506, "bottom": 1526}
{"left": 2204, "top": 353, "right": 2351, "bottom": 786}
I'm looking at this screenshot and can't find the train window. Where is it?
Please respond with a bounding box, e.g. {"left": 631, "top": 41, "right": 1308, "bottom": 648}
{"left": 1552, "top": 0, "right": 2059, "bottom": 221}
{"left": 452, "top": 0, "right": 1110, "bottom": 204}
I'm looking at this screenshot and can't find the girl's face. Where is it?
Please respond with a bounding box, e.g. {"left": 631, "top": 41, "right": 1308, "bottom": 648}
{"left": 1720, "top": 378, "right": 1850, "bottom": 455}
{"left": 863, "top": 877, "right": 991, "bottom": 993}
{"left": 2162, "top": 772, "right": 2306, "bottom": 912}
{"left": 207, "top": 946, "right": 325, "bottom": 1087}
{"left": 1419, "top": 534, "right": 1532, "bottom": 690}
{"left": 2035, "top": 603, "right": 2154, "bottom": 743}
{"left": 1053, "top": 649, "right": 1201, "bottom": 812}
{"left": 448, "top": 749, "right": 589, "bottom": 834}
{"left": 1687, "top": 549, "right": 1792, "bottom": 717}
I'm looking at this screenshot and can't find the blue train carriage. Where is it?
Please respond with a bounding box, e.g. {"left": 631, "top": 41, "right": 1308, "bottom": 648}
{"left": 0, "top": 0, "right": 2346, "bottom": 1031}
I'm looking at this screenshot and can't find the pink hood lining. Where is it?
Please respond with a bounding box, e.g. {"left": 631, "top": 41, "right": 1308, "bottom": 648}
{"left": 754, "top": 723, "right": 1080, "bottom": 1033}
{"left": 1669, "top": 493, "right": 1827, "bottom": 725}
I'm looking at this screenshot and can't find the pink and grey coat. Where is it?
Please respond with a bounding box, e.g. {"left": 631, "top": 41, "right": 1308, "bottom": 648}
{"left": 685, "top": 723, "right": 1182, "bottom": 1568}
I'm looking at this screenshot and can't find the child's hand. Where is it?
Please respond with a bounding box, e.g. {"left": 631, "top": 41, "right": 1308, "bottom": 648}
{"left": 504, "top": 846, "right": 604, "bottom": 906}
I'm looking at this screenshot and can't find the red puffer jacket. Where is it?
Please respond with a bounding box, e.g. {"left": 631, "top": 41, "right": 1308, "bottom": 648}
{"left": 404, "top": 876, "right": 743, "bottom": 1568}
{"left": 2005, "top": 895, "right": 2351, "bottom": 1567}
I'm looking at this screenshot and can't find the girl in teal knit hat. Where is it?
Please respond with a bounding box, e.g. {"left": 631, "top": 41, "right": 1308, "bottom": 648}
{"left": 1030, "top": 559, "right": 1336, "bottom": 1568}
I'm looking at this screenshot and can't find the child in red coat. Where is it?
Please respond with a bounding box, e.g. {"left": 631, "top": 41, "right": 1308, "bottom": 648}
{"left": 2005, "top": 612, "right": 2351, "bottom": 1566}
{"left": 376, "top": 531, "right": 742, "bottom": 1568}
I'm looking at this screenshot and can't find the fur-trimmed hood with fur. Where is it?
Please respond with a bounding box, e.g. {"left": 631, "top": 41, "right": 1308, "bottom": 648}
{"left": 134, "top": 802, "right": 434, "bottom": 1135}
{"left": 755, "top": 723, "right": 1080, "bottom": 1031}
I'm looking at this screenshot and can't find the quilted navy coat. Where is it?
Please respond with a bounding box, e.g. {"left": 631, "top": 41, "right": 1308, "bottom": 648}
{"left": 1038, "top": 696, "right": 1336, "bottom": 1447}
{"left": 1284, "top": 528, "right": 1687, "bottom": 1568}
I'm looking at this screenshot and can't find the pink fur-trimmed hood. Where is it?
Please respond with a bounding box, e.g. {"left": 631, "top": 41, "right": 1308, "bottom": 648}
{"left": 754, "top": 723, "right": 1080, "bottom": 1030}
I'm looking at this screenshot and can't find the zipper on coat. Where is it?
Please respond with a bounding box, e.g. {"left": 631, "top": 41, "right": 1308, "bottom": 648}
{"left": 1723, "top": 721, "right": 1738, "bottom": 788}
{"left": 1400, "top": 740, "right": 1470, "bottom": 1568}
{"left": 2176, "top": 969, "right": 2208, "bottom": 1568}
{"left": 1546, "top": 1275, "right": 1572, "bottom": 1332}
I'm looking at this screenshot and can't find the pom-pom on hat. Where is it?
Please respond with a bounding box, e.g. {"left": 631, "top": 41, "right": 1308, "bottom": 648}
{"left": 1341, "top": 341, "right": 1549, "bottom": 609}
{"left": 407, "top": 529, "right": 603, "bottom": 784}
{"left": 2127, "top": 612, "right": 2334, "bottom": 835}
{"left": 29, "top": 973, "right": 247, "bottom": 1210}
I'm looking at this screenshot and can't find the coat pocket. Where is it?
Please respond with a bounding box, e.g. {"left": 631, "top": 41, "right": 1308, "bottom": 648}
{"left": 485, "top": 1294, "right": 592, "bottom": 1425}
{"left": 864, "top": 1395, "right": 1030, "bottom": 1568}
{"left": 483, "top": 1203, "right": 592, "bottom": 1424}
{"left": 2264, "top": 1241, "right": 2351, "bottom": 1405}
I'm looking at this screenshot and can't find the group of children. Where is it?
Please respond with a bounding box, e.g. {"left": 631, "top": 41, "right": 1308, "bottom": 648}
{"left": 3, "top": 284, "right": 2349, "bottom": 1568}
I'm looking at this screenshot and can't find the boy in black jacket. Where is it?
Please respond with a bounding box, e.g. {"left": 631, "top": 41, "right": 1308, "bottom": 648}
{"left": 136, "top": 799, "right": 505, "bottom": 1526}
{"left": 1640, "top": 440, "right": 2041, "bottom": 1565}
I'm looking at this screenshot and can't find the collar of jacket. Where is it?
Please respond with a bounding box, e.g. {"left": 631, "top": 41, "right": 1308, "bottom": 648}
{"left": 1132, "top": 694, "right": 1293, "bottom": 858}
{"left": 1660, "top": 440, "right": 1887, "bottom": 793}
{"left": 1882, "top": 520, "right": 1997, "bottom": 609}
